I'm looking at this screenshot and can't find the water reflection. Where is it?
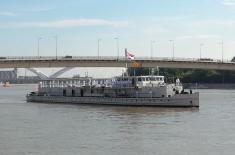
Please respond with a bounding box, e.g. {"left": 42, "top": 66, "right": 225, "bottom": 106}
{"left": 109, "top": 106, "right": 199, "bottom": 114}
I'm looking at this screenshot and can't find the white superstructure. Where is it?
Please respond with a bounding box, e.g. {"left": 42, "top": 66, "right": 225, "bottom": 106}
{"left": 136, "top": 76, "right": 165, "bottom": 87}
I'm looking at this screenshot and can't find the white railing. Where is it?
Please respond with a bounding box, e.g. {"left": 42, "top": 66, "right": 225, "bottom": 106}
{"left": 0, "top": 56, "right": 233, "bottom": 63}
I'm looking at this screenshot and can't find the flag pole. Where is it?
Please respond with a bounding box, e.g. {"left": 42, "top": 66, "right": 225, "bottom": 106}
{"left": 125, "top": 48, "right": 128, "bottom": 76}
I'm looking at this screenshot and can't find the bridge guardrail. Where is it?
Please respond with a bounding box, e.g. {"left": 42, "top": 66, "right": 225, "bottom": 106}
{"left": 0, "top": 56, "right": 233, "bottom": 63}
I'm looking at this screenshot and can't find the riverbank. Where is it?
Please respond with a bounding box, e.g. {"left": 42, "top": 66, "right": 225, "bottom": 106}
{"left": 184, "top": 83, "right": 235, "bottom": 89}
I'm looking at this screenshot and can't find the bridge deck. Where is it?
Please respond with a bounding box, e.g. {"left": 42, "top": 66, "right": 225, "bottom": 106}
{"left": 0, "top": 56, "right": 234, "bottom": 70}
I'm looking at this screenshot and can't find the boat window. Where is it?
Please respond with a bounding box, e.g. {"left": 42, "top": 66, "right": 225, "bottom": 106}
{"left": 146, "top": 77, "right": 150, "bottom": 81}
{"left": 138, "top": 77, "right": 142, "bottom": 81}
{"left": 142, "top": 77, "right": 145, "bottom": 81}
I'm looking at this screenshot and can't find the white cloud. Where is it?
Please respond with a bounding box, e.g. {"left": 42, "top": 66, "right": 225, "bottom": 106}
{"left": 177, "top": 34, "right": 220, "bottom": 40}
{"left": 222, "top": 0, "right": 235, "bottom": 6}
{"left": 190, "top": 19, "right": 235, "bottom": 28}
{"left": 15, "top": 7, "right": 56, "bottom": 14}
{"left": 0, "top": 12, "right": 17, "bottom": 16}
{"left": 12, "top": 19, "right": 128, "bottom": 28}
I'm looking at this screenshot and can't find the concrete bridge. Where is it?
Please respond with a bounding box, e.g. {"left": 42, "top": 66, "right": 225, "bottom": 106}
{"left": 0, "top": 56, "right": 234, "bottom": 70}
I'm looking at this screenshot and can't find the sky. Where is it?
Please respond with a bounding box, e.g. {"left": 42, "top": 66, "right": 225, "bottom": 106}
{"left": 1, "top": 0, "right": 235, "bottom": 77}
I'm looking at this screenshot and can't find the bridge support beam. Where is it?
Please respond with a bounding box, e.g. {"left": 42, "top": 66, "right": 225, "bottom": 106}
{"left": 27, "top": 68, "right": 48, "bottom": 80}
{"left": 49, "top": 67, "right": 74, "bottom": 79}
{"left": 27, "top": 67, "right": 74, "bottom": 80}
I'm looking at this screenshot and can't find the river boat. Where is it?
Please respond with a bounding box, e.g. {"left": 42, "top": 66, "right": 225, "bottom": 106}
{"left": 26, "top": 75, "right": 199, "bottom": 107}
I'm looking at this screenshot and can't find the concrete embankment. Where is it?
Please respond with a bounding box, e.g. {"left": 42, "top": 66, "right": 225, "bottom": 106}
{"left": 184, "top": 83, "right": 235, "bottom": 89}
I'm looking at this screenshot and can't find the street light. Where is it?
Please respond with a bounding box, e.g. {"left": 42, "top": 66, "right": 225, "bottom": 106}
{"left": 54, "top": 35, "right": 58, "bottom": 59}
{"left": 200, "top": 43, "right": 204, "bottom": 59}
{"left": 37, "top": 37, "right": 42, "bottom": 58}
{"left": 151, "top": 40, "right": 156, "bottom": 59}
{"left": 169, "top": 40, "right": 174, "bottom": 60}
{"left": 97, "top": 39, "right": 101, "bottom": 58}
{"left": 114, "top": 37, "right": 119, "bottom": 59}
{"left": 218, "top": 40, "right": 224, "bottom": 62}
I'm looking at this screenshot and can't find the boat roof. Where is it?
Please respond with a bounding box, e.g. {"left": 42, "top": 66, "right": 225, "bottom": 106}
{"left": 40, "top": 75, "right": 164, "bottom": 82}
{"left": 115, "top": 75, "right": 164, "bottom": 78}
{"left": 137, "top": 75, "right": 164, "bottom": 77}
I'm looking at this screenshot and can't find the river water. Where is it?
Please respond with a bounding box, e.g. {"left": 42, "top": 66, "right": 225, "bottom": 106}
{"left": 0, "top": 85, "right": 235, "bottom": 155}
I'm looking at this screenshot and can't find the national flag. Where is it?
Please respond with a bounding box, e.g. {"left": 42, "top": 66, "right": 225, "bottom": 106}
{"left": 125, "top": 48, "right": 135, "bottom": 60}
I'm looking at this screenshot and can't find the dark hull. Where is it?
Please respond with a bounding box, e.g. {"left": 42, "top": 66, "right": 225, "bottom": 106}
{"left": 26, "top": 93, "right": 199, "bottom": 107}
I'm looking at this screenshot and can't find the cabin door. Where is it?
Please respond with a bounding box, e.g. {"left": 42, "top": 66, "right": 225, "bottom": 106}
{"left": 63, "top": 89, "right": 66, "bottom": 96}
{"left": 72, "top": 89, "right": 75, "bottom": 97}
{"left": 80, "top": 89, "right": 84, "bottom": 97}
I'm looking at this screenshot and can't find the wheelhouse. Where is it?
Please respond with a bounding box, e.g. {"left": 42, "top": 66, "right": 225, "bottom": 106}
{"left": 136, "top": 76, "right": 165, "bottom": 87}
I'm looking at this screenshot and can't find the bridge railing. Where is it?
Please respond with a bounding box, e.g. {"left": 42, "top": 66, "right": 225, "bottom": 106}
{"left": 0, "top": 56, "right": 233, "bottom": 63}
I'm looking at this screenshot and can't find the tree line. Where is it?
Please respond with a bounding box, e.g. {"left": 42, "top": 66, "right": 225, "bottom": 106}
{"left": 127, "top": 68, "right": 235, "bottom": 83}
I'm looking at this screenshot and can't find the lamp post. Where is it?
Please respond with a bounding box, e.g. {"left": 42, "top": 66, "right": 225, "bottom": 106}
{"left": 54, "top": 35, "right": 58, "bottom": 59}
{"left": 37, "top": 37, "right": 42, "bottom": 58}
{"left": 114, "top": 37, "right": 119, "bottom": 59}
{"left": 98, "top": 39, "right": 101, "bottom": 58}
{"left": 200, "top": 43, "right": 204, "bottom": 59}
{"left": 151, "top": 40, "right": 156, "bottom": 59}
{"left": 218, "top": 40, "right": 224, "bottom": 62}
{"left": 169, "top": 40, "right": 174, "bottom": 60}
